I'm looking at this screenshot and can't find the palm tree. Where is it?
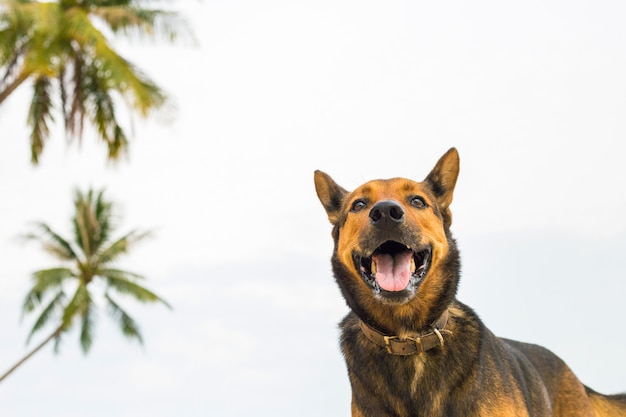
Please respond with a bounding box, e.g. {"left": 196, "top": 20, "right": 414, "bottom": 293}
{"left": 0, "top": 0, "right": 191, "bottom": 164}
{"left": 0, "top": 188, "right": 170, "bottom": 383}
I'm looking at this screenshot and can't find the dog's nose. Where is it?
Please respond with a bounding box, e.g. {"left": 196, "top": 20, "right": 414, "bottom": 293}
{"left": 369, "top": 200, "right": 405, "bottom": 225}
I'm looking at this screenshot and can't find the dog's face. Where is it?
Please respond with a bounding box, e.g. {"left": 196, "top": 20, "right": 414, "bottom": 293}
{"left": 314, "top": 148, "right": 460, "bottom": 327}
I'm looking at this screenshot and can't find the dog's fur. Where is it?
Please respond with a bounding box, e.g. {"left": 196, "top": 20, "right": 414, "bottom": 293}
{"left": 314, "top": 148, "right": 626, "bottom": 417}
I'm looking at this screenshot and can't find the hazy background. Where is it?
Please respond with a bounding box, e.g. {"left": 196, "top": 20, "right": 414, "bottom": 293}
{"left": 1, "top": 1, "right": 625, "bottom": 416}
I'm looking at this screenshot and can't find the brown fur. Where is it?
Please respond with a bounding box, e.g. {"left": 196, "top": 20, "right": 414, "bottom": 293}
{"left": 314, "top": 148, "right": 626, "bottom": 417}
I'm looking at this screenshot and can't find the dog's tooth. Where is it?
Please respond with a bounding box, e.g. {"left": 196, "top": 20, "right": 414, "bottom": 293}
{"left": 410, "top": 257, "right": 416, "bottom": 273}
{"left": 371, "top": 261, "right": 377, "bottom": 275}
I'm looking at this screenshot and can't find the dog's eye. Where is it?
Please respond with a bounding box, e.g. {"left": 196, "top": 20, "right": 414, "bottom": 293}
{"left": 351, "top": 199, "right": 367, "bottom": 212}
{"left": 410, "top": 196, "right": 427, "bottom": 208}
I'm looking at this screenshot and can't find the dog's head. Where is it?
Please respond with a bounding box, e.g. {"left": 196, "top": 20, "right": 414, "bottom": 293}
{"left": 314, "top": 148, "right": 461, "bottom": 331}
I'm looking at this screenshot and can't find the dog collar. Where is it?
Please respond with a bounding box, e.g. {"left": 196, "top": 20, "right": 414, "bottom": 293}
{"left": 359, "top": 310, "right": 451, "bottom": 356}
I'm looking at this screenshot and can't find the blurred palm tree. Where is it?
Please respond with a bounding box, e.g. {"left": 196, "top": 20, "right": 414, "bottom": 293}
{"left": 0, "top": 0, "right": 192, "bottom": 164}
{"left": 0, "top": 188, "right": 170, "bottom": 383}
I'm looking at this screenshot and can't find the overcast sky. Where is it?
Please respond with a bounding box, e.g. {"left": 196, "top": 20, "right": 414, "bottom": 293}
{"left": 1, "top": 1, "right": 626, "bottom": 416}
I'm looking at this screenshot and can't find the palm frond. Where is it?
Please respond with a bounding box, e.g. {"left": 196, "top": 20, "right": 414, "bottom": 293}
{"left": 53, "top": 9, "right": 169, "bottom": 161}
{"left": 80, "top": 59, "right": 130, "bottom": 160}
{"left": 72, "top": 188, "right": 115, "bottom": 255}
{"left": 0, "top": 0, "right": 39, "bottom": 64}
{"left": 27, "top": 75, "right": 54, "bottom": 164}
{"left": 60, "top": 282, "right": 91, "bottom": 330}
{"left": 79, "top": 297, "right": 96, "bottom": 353}
{"left": 22, "top": 267, "right": 75, "bottom": 314}
{"left": 104, "top": 293, "right": 143, "bottom": 344}
{"left": 93, "top": 189, "right": 114, "bottom": 246}
{"left": 72, "top": 189, "right": 90, "bottom": 256}
{"left": 24, "top": 222, "right": 78, "bottom": 261}
{"left": 96, "top": 229, "right": 151, "bottom": 265}
{"left": 105, "top": 272, "right": 171, "bottom": 308}
{"left": 117, "top": 58, "right": 167, "bottom": 115}
{"left": 53, "top": 330, "right": 64, "bottom": 353}
{"left": 0, "top": 6, "right": 24, "bottom": 65}
{"left": 20, "top": 2, "right": 61, "bottom": 74}
{"left": 25, "top": 290, "right": 65, "bottom": 345}
{"left": 109, "top": 123, "right": 128, "bottom": 160}
{"left": 58, "top": 63, "right": 68, "bottom": 125}
{"left": 64, "top": 52, "right": 86, "bottom": 138}
{"left": 90, "top": 6, "right": 193, "bottom": 43}
{"left": 0, "top": 0, "right": 61, "bottom": 94}
{"left": 0, "top": 37, "right": 31, "bottom": 103}
{"left": 72, "top": 188, "right": 110, "bottom": 259}
{"left": 65, "top": 9, "right": 167, "bottom": 113}
{"left": 98, "top": 267, "right": 145, "bottom": 280}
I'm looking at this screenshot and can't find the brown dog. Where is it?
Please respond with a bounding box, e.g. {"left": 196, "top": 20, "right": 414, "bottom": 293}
{"left": 314, "top": 148, "right": 626, "bottom": 417}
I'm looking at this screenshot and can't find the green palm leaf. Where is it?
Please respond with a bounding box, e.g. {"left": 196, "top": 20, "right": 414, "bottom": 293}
{"left": 25, "top": 290, "right": 65, "bottom": 344}
{"left": 104, "top": 272, "right": 171, "bottom": 308}
{"left": 72, "top": 188, "right": 117, "bottom": 258}
{"left": 91, "top": 6, "right": 192, "bottom": 43}
{"left": 104, "top": 293, "right": 143, "bottom": 344}
{"left": 97, "top": 230, "right": 151, "bottom": 265}
{"left": 24, "top": 222, "right": 78, "bottom": 261}
{"left": 22, "top": 267, "right": 74, "bottom": 314}
{"left": 21, "top": 3, "right": 60, "bottom": 74}
{"left": 79, "top": 297, "right": 96, "bottom": 353}
{"left": 82, "top": 66, "right": 128, "bottom": 158}
{"left": 72, "top": 189, "right": 94, "bottom": 256}
{"left": 27, "top": 75, "right": 54, "bottom": 163}
{"left": 61, "top": 283, "right": 90, "bottom": 330}
{"left": 97, "top": 267, "right": 144, "bottom": 280}
{"left": 93, "top": 189, "right": 113, "bottom": 245}
{"left": 65, "top": 9, "right": 166, "bottom": 114}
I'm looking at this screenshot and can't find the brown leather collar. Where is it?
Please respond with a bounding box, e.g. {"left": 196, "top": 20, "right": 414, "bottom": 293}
{"left": 359, "top": 310, "right": 451, "bottom": 355}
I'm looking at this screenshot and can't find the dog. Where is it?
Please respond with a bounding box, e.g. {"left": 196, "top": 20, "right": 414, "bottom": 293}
{"left": 314, "top": 148, "right": 626, "bottom": 417}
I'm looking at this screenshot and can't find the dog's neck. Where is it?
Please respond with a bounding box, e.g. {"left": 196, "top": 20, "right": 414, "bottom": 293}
{"left": 359, "top": 309, "right": 450, "bottom": 355}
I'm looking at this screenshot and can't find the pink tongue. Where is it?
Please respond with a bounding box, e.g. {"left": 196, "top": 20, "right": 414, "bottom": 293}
{"left": 372, "top": 250, "right": 413, "bottom": 292}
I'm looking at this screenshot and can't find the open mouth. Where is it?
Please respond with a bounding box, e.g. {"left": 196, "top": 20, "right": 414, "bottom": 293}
{"left": 356, "top": 241, "right": 431, "bottom": 294}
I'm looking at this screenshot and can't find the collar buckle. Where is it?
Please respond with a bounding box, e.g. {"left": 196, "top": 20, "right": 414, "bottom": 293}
{"left": 383, "top": 335, "right": 398, "bottom": 354}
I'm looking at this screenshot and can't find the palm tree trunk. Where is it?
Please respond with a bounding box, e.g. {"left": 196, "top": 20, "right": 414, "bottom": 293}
{"left": 0, "top": 324, "right": 63, "bottom": 383}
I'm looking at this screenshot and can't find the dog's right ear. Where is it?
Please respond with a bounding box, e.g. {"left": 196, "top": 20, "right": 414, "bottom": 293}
{"left": 314, "top": 170, "right": 348, "bottom": 225}
{"left": 424, "top": 147, "right": 460, "bottom": 228}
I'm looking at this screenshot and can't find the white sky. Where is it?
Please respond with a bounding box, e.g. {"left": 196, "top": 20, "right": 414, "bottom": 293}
{"left": 1, "top": 0, "right": 626, "bottom": 415}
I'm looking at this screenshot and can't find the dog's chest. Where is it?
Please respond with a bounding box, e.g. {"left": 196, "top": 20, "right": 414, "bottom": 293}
{"left": 341, "top": 324, "right": 457, "bottom": 416}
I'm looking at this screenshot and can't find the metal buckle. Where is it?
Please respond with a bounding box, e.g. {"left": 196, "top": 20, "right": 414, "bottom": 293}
{"left": 411, "top": 336, "right": 424, "bottom": 354}
{"left": 432, "top": 327, "right": 445, "bottom": 348}
{"left": 383, "top": 335, "right": 398, "bottom": 354}
{"left": 384, "top": 335, "right": 425, "bottom": 355}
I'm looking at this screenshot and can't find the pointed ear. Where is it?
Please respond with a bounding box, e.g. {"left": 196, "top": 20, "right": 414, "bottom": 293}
{"left": 424, "top": 148, "right": 460, "bottom": 228}
{"left": 314, "top": 170, "right": 348, "bottom": 225}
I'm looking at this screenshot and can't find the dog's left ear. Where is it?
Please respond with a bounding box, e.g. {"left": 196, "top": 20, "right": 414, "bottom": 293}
{"left": 424, "top": 148, "right": 460, "bottom": 228}
{"left": 314, "top": 170, "right": 348, "bottom": 225}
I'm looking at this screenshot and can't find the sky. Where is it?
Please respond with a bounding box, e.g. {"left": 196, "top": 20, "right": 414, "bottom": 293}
{"left": 1, "top": 0, "right": 626, "bottom": 415}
